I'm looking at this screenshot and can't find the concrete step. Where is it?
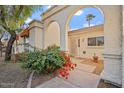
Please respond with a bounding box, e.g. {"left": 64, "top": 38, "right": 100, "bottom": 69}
{"left": 36, "top": 68, "right": 100, "bottom": 88}
{"left": 36, "top": 77, "right": 77, "bottom": 88}
{"left": 61, "top": 69, "right": 100, "bottom": 88}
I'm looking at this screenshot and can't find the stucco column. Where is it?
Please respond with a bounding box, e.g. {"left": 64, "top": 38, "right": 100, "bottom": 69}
{"left": 122, "top": 6, "right": 124, "bottom": 88}
{"left": 60, "top": 25, "right": 68, "bottom": 51}
{"left": 29, "top": 20, "right": 44, "bottom": 49}
{"left": 101, "top": 6, "right": 122, "bottom": 86}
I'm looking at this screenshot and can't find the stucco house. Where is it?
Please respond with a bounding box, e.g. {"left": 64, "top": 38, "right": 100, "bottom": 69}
{"left": 68, "top": 25, "right": 104, "bottom": 59}
{"left": 19, "top": 23, "right": 104, "bottom": 60}
{"left": 16, "top": 5, "right": 124, "bottom": 87}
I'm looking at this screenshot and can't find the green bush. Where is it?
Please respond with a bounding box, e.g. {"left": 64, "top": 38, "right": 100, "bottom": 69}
{"left": 18, "top": 52, "right": 29, "bottom": 62}
{"left": 20, "top": 45, "right": 66, "bottom": 74}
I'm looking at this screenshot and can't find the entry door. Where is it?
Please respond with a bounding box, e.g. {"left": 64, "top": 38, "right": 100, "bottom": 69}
{"left": 77, "top": 38, "right": 80, "bottom": 56}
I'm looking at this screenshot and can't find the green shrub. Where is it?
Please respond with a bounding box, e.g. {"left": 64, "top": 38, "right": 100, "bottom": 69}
{"left": 20, "top": 45, "right": 66, "bottom": 74}
{"left": 18, "top": 52, "right": 29, "bottom": 62}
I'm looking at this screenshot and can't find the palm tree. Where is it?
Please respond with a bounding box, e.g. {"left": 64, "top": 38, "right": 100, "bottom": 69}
{"left": 0, "top": 5, "right": 42, "bottom": 61}
{"left": 86, "top": 14, "right": 95, "bottom": 27}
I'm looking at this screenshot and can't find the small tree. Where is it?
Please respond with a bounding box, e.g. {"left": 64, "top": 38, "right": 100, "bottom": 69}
{"left": 0, "top": 5, "right": 41, "bottom": 61}
{"left": 86, "top": 14, "right": 95, "bottom": 27}
{"left": 0, "top": 26, "right": 6, "bottom": 45}
{"left": 0, "top": 33, "right": 3, "bottom": 45}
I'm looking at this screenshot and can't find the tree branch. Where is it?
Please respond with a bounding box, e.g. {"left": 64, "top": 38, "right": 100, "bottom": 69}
{"left": 0, "top": 23, "right": 9, "bottom": 31}
{"left": 16, "top": 6, "right": 24, "bottom": 18}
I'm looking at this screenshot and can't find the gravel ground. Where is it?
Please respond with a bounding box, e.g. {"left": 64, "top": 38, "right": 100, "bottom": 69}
{"left": 31, "top": 73, "right": 55, "bottom": 88}
{"left": 0, "top": 58, "right": 55, "bottom": 88}
{"left": 97, "top": 79, "right": 120, "bottom": 88}
{"left": 0, "top": 62, "right": 30, "bottom": 88}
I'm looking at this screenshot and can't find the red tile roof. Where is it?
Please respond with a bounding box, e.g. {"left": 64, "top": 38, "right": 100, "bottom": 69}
{"left": 20, "top": 28, "right": 29, "bottom": 37}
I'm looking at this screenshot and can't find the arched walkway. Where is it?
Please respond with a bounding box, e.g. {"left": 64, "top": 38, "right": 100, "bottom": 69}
{"left": 67, "top": 7, "right": 104, "bottom": 59}
{"left": 32, "top": 5, "right": 123, "bottom": 87}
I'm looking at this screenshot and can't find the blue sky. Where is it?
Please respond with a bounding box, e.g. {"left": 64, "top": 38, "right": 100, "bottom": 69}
{"left": 25, "top": 6, "right": 104, "bottom": 30}
{"left": 70, "top": 7, "right": 104, "bottom": 30}
{"left": 31, "top": 5, "right": 51, "bottom": 20}
{"left": 25, "top": 5, "right": 52, "bottom": 24}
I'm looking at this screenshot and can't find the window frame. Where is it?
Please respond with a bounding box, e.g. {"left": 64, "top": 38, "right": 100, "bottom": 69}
{"left": 87, "top": 36, "right": 104, "bottom": 47}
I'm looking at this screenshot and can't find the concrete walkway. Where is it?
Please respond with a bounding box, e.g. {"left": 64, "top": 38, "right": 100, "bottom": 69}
{"left": 36, "top": 60, "right": 100, "bottom": 88}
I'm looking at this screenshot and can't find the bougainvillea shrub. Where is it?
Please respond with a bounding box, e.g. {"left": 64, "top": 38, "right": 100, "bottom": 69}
{"left": 57, "top": 51, "right": 77, "bottom": 79}
{"left": 20, "top": 45, "right": 76, "bottom": 79}
{"left": 20, "top": 45, "right": 66, "bottom": 74}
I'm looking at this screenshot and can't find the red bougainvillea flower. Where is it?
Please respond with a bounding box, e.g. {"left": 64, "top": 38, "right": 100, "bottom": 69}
{"left": 47, "top": 68, "right": 51, "bottom": 72}
{"left": 57, "top": 51, "right": 77, "bottom": 79}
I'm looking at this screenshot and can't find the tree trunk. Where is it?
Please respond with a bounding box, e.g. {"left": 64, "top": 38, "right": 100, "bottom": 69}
{"left": 88, "top": 20, "right": 90, "bottom": 27}
{"left": 0, "top": 33, "right": 4, "bottom": 45}
{"left": 5, "top": 31, "right": 16, "bottom": 61}
{"left": 0, "top": 39, "right": 2, "bottom": 57}
{"left": 0, "top": 40, "right": 2, "bottom": 45}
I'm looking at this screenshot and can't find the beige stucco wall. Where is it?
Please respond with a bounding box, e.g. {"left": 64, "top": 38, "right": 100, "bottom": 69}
{"left": 17, "top": 36, "right": 25, "bottom": 53}
{"left": 35, "top": 27, "right": 43, "bottom": 49}
{"left": 100, "top": 6, "right": 122, "bottom": 86}
{"left": 29, "top": 20, "right": 43, "bottom": 49}
{"left": 68, "top": 25, "right": 104, "bottom": 59}
{"left": 28, "top": 5, "right": 123, "bottom": 86}
{"left": 29, "top": 28, "right": 36, "bottom": 47}
{"left": 44, "top": 21, "right": 60, "bottom": 48}
{"left": 122, "top": 6, "right": 124, "bottom": 87}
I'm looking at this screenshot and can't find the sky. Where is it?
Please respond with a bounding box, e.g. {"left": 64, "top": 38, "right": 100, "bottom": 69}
{"left": 25, "top": 5, "right": 52, "bottom": 24}
{"left": 25, "top": 6, "right": 104, "bottom": 30}
{"left": 70, "top": 7, "right": 104, "bottom": 30}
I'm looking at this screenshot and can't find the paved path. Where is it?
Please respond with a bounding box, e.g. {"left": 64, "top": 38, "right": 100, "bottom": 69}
{"left": 36, "top": 60, "right": 100, "bottom": 88}
{"left": 36, "top": 77, "right": 77, "bottom": 88}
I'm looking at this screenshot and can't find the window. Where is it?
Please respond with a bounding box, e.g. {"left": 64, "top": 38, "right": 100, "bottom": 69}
{"left": 88, "top": 37, "right": 96, "bottom": 46}
{"left": 96, "top": 36, "right": 104, "bottom": 46}
{"left": 88, "top": 36, "right": 104, "bottom": 46}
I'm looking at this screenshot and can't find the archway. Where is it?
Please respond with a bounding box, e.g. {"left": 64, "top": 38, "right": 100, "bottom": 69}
{"left": 42, "top": 5, "right": 122, "bottom": 86}
{"left": 45, "top": 21, "right": 60, "bottom": 48}
{"left": 66, "top": 6, "right": 105, "bottom": 76}
{"left": 67, "top": 7, "right": 104, "bottom": 56}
